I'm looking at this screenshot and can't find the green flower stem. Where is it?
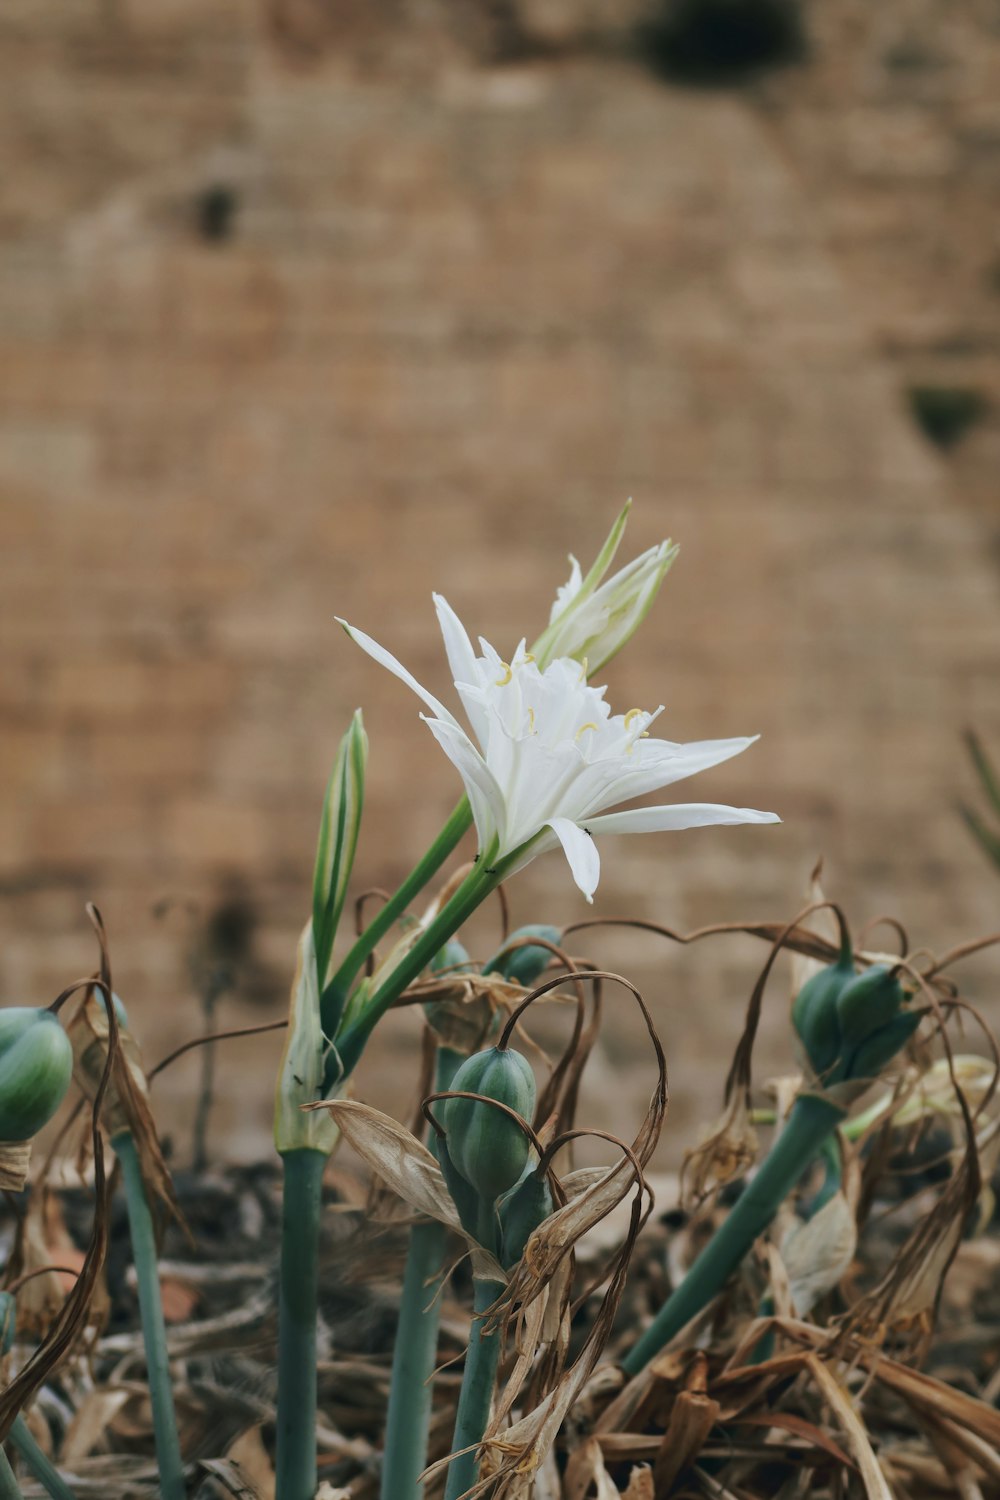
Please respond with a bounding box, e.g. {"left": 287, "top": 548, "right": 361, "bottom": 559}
{"left": 0, "top": 1448, "right": 23, "bottom": 1500}
{"left": 380, "top": 1047, "right": 463, "bottom": 1500}
{"left": 276, "top": 1148, "right": 326, "bottom": 1500}
{"left": 622, "top": 1094, "right": 845, "bottom": 1376}
{"left": 443, "top": 1272, "right": 505, "bottom": 1500}
{"left": 111, "top": 1130, "right": 185, "bottom": 1500}
{"left": 324, "top": 797, "right": 471, "bottom": 1031}
{"left": 8, "top": 1419, "right": 77, "bottom": 1500}
{"left": 335, "top": 859, "right": 500, "bottom": 1078}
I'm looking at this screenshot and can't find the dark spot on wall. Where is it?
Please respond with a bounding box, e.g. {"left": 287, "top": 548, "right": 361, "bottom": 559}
{"left": 196, "top": 184, "right": 239, "bottom": 244}
{"left": 636, "top": 0, "right": 808, "bottom": 87}
{"left": 907, "top": 385, "right": 988, "bottom": 451}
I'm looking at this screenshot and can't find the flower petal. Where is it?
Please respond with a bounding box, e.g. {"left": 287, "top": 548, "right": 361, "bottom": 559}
{"left": 432, "top": 595, "right": 490, "bottom": 748}
{"left": 582, "top": 736, "right": 762, "bottom": 816}
{"left": 336, "top": 618, "right": 459, "bottom": 727}
{"left": 545, "top": 815, "right": 601, "bottom": 903}
{"left": 584, "top": 803, "right": 780, "bottom": 835}
{"left": 421, "top": 715, "right": 507, "bottom": 850}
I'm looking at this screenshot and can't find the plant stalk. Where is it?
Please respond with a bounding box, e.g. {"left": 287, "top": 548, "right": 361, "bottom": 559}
{"left": 325, "top": 797, "right": 471, "bottom": 1028}
{"left": 276, "top": 1148, "right": 326, "bottom": 1500}
{"left": 380, "top": 1047, "right": 463, "bottom": 1500}
{"left": 623, "top": 1093, "right": 844, "bottom": 1375}
{"left": 443, "top": 1273, "right": 505, "bottom": 1500}
{"left": 335, "top": 860, "right": 499, "bottom": 1078}
{"left": 0, "top": 1448, "right": 23, "bottom": 1500}
{"left": 8, "top": 1419, "right": 77, "bottom": 1500}
{"left": 112, "top": 1130, "right": 186, "bottom": 1500}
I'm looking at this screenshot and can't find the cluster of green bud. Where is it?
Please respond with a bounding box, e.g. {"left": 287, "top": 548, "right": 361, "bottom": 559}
{"left": 442, "top": 1046, "right": 536, "bottom": 1202}
{"left": 792, "top": 947, "right": 920, "bottom": 1088}
{"left": 0, "top": 1008, "right": 73, "bottom": 1142}
{"left": 437, "top": 1042, "right": 557, "bottom": 1266}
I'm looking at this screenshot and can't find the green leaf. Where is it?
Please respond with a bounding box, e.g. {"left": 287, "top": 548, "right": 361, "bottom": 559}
{"left": 312, "top": 710, "right": 368, "bottom": 991}
{"left": 959, "top": 801, "right": 1000, "bottom": 873}
{"left": 965, "top": 729, "right": 1000, "bottom": 819}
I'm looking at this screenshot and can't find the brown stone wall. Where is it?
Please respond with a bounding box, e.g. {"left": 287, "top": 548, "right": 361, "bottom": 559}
{"left": 2, "top": 0, "right": 999, "bottom": 1164}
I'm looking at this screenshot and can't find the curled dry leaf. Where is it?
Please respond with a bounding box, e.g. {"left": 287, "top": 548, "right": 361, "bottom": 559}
{"left": 418, "top": 972, "right": 527, "bottom": 1054}
{"left": 789, "top": 860, "right": 837, "bottom": 999}
{"left": 306, "top": 1098, "right": 506, "bottom": 1281}
{"left": 0, "top": 1143, "right": 31, "bottom": 1193}
{"left": 681, "top": 1091, "right": 758, "bottom": 1209}
{"left": 67, "top": 984, "right": 182, "bottom": 1232}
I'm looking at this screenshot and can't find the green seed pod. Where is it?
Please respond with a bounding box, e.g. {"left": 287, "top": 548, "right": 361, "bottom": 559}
{"left": 0, "top": 1009, "right": 73, "bottom": 1141}
{"left": 835, "top": 964, "right": 905, "bottom": 1049}
{"left": 791, "top": 957, "right": 854, "bottom": 1078}
{"left": 499, "top": 1171, "right": 553, "bottom": 1268}
{"left": 484, "top": 925, "right": 561, "bottom": 987}
{"left": 0, "top": 1292, "right": 15, "bottom": 1355}
{"left": 442, "top": 1046, "right": 536, "bottom": 1202}
{"left": 432, "top": 940, "right": 474, "bottom": 976}
{"left": 847, "top": 1010, "right": 921, "bottom": 1081}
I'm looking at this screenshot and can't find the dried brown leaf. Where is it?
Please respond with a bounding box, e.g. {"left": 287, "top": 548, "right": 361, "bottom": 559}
{"left": 0, "top": 1143, "right": 32, "bottom": 1193}
{"left": 806, "top": 1355, "right": 893, "bottom": 1500}
{"left": 307, "top": 1098, "right": 506, "bottom": 1280}
{"left": 62, "top": 1387, "right": 131, "bottom": 1464}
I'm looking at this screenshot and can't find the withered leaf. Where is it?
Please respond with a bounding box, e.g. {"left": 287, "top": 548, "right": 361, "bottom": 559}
{"left": 307, "top": 1099, "right": 506, "bottom": 1281}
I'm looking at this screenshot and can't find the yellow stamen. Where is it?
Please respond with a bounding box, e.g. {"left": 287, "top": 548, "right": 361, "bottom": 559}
{"left": 522, "top": 652, "right": 535, "bottom": 664}
{"left": 527, "top": 706, "right": 536, "bottom": 734}
{"left": 578, "top": 656, "right": 589, "bottom": 682}
{"left": 624, "top": 707, "right": 646, "bottom": 729}
{"left": 495, "top": 661, "right": 512, "bottom": 686}
{"left": 575, "top": 721, "right": 599, "bottom": 741}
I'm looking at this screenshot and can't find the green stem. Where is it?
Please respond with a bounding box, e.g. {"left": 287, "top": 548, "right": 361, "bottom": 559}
{"left": 0, "top": 1448, "right": 23, "bottom": 1500}
{"left": 8, "top": 1419, "right": 77, "bottom": 1500}
{"left": 380, "top": 1048, "right": 463, "bottom": 1500}
{"left": 443, "top": 1274, "right": 505, "bottom": 1500}
{"left": 622, "top": 1094, "right": 844, "bottom": 1375}
{"left": 324, "top": 797, "right": 471, "bottom": 1031}
{"left": 276, "top": 1149, "right": 326, "bottom": 1500}
{"left": 335, "top": 861, "right": 498, "bottom": 1079}
{"left": 112, "top": 1131, "right": 185, "bottom": 1500}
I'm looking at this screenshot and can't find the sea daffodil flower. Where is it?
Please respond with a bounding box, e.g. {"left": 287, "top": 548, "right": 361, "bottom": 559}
{"left": 532, "top": 500, "right": 679, "bottom": 673}
{"left": 336, "top": 600, "right": 778, "bottom": 903}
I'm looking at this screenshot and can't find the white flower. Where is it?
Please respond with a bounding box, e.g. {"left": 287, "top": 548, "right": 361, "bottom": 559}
{"left": 532, "top": 500, "right": 679, "bottom": 673}
{"left": 336, "top": 600, "right": 779, "bottom": 903}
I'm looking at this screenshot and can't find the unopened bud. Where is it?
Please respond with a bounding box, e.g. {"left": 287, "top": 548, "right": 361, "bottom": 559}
{"left": 443, "top": 1046, "right": 536, "bottom": 1202}
{"left": 0, "top": 1008, "right": 73, "bottom": 1141}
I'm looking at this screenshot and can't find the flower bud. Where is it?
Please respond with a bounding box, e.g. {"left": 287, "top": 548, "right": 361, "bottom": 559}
{"left": 484, "top": 925, "right": 561, "bottom": 987}
{"left": 835, "top": 964, "right": 906, "bottom": 1048}
{"left": 847, "top": 1011, "right": 922, "bottom": 1082}
{"left": 442, "top": 1046, "right": 536, "bottom": 1202}
{"left": 791, "top": 952, "right": 854, "bottom": 1080}
{"left": 312, "top": 709, "right": 368, "bottom": 993}
{"left": 0, "top": 1009, "right": 73, "bottom": 1141}
{"left": 432, "top": 939, "right": 475, "bottom": 976}
{"left": 531, "top": 502, "right": 678, "bottom": 675}
{"left": 499, "top": 1171, "right": 553, "bottom": 1268}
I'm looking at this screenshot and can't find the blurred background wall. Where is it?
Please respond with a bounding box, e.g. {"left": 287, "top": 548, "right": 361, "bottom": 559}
{"left": 2, "top": 0, "right": 1000, "bottom": 1165}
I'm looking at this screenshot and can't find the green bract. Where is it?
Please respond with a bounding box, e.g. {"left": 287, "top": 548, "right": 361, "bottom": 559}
{"left": 0, "top": 1008, "right": 73, "bottom": 1141}
{"left": 442, "top": 1046, "right": 536, "bottom": 1202}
